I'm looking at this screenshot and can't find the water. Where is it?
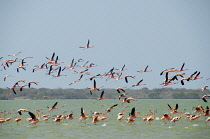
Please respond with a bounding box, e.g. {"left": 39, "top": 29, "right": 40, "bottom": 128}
{"left": 0, "top": 99, "right": 209, "bottom": 139}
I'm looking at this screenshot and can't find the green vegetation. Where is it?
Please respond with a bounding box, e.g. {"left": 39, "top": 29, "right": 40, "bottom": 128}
{"left": 0, "top": 87, "right": 208, "bottom": 100}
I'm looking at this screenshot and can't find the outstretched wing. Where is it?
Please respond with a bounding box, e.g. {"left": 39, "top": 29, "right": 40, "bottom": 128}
{"left": 81, "top": 107, "right": 85, "bottom": 116}
{"left": 175, "top": 104, "right": 178, "bottom": 110}
{"left": 52, "top": 102, "right": 58, "bottom": 107}
{"left": 93, "top": 79, "right": 96, "bottom": 88}
{"left": 181, "top": 63, "right": 185, "bottom": 70}
{"left": 100, "top": 90, "right": 104, "bottom": 98}
{"left": 28, "top": 111, "right": 36, "bottom": 119}
{"left": 111, "top": 104, "right": 118, "bottom": 108}
{"left": 167, "top": 104, "right": 172, "bottom": 110}
{"left": 131, "top": 107, "right": 135, "bottom": 116}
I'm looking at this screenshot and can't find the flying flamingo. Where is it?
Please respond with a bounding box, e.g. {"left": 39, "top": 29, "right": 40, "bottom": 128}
{"left": 32, "top": 63, "right": 45, "bottom": 72}
{"left": 8, "top": 51, "right": 21, "bottom": 57}
{"left": 176, "top": 63, "right": 188, "bottom": 71}
{"left": 106, "top": 104, "right": 118, "bottom": 113}
{"left": 201, "top": 85, "right": 208, "bottom": 91}
{"left": 126, "top": 107, "right": 137, "bottom": 123}
{"left": 52, "top": 67, "right": 67, "bottom": 77}
{"left": 137, "top": 65, "right": 152, "bottom": 72}
{"left": 47, "top": 102, "right": 58, "bottom": 112}
{"left": 124, "top": 75, "right": 136, "bottom": 83}
{"left": 27, "top": 111, "right": 40, "bottom": 125}
{"left": 132, "top": 79, "right": 146, "bottom": 87}
{"left": 116, "top": 87, "right": 126, "bottom": 93}
{"left": 88, "top": 79, "right": 102, "bottom": 95}
{"left": 79, "top": 107, "right": 89, "bottom": 121}
{"left": 4, "top": 75, "right": 12, "bottom": 81}
{"left": 28, "top": 81, "right": 39, "bottom": 88}
{"left": 96, "top": 90, "right": 110, "bottom": 100}
{"left": 79, "top": 39, "right": 94, "bottom": 49}
{"left": 167, "top": 104, "right": 179, "bottom": 115}
{"left": 46, "top": 52, "right": 55, "bottom": 61}
{"left": 115, "top": 64, "right": 126, "bottom": 72}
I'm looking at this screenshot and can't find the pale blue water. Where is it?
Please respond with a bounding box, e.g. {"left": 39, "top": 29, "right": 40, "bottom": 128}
{"left": 0, "top": 99, "right": 209, "bottom": 139}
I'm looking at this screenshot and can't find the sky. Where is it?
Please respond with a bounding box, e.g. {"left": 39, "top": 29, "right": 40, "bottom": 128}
{"left": 1, "top": 0, "right": 210, "bottom": 90}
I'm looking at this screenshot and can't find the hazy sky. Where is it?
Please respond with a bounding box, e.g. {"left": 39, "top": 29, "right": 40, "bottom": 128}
{"left": 1, "top": 0, "right": 210, "bottom": 90}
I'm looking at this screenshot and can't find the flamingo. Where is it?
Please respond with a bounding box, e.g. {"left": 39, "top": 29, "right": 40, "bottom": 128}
{"left": 19, "top": 84, "right": 28, "bottom": 91}
{"left": 176, "top": 63, "right": 188, "bottom": 71}
{"left": 53, "top": 115, "right": 62, "bottom": 123}
{"left": 28, "top": 81, "right": 39, "bottom": 88}
{"left": 4, "top": 75, "right": 12, "bottom": 81}
{"left": 14, "top": 80, "right": 25, "bottom": 85}
{"left": 124, "top": 75, "right": 136, "bottom": 83}
{"left": 79, "top": 107, "right": 89, "bottom": 121}
{"left": 186, "top": 71, "right": 198, "bottom": 81}
{"left": 5, "top": 117, "right": 12, "bottom": 123}
{"left": 106, "top": 104, "right": 118, "bottom": 113}
{"left": 27, "top": 111, "right": 40, "bottom": 125}
{"left": 8, "top": 51, "right": 21, "bottom": 57}
{"left": 192, "top": 106, "right": 203, "bottom": 114}
{"left": 137, "top": 65, "right": 152, "bottom": 72}
{"left": 62, "top": 58, "right": 77, "bottom": 70}
{"left": 201, "top": 85, "right": 208, "bottom": 91}
{"left": 46, "top": 52, "right": 55, "bottom": 61}
{"left": 167, "top": 104, "right": 179, "bottom": 115}
{"left": 206, "top": 117, "right": 210, "bottom": 122}
{"left": 171, "top": 116, "right": 182, "bottom": 123}
{"left": 0, "top": 119, "right": 6, "bottom": 125}
{"left": 189, "top": 114, "right": 201, "bottom": 121}
{"left": 32, "top": 63, "right": 45, "bottom": 72}
{"left": 52, "top": 67, "right": 67, "bottom": 77}
{"left": 116, "top": 87, "right": 126, "bottom": 93}
{"left": 16, "top": 59, "right": 27, "bottom": 72}
{"left": 92, "top": 116, "right": 100, "bottom": 124}
{"left": 115, "top": 64, "right": 126, "bottom": 72}
{"left": 132, "top": 79, "right": 146, "bottom": 87}
{"left": 191, "top": 72, "right": 202, "bottom": 81}
{"left": 88, "top": 79, "right": 102, "bottom": 95}
{"left": 96, "top": 90, "right": 110, "bottom": 100}
{"left": 79, "top": 39, "right": 94, "bottom": 49}
{"left": 146, "top": 109, "right": 157, "bottom": 124}
{"left": 47, "top": 102, "right": 58, "bottom": 112}
{"left": 67, "top": 112, "right": 73, "bottom": 120}
{"left": 126, "top": 107, "right": 137, "bottom": 123}
{"left": 117, "top": 113, "right": 125, "bottom": 121}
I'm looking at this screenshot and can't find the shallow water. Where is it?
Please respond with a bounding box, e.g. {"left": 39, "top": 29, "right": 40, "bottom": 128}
{"left": 0, "top": 99, "right": 209, "bottom": 139}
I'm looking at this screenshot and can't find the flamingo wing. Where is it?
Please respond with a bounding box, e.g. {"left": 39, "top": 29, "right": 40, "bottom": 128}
{"left": 52, "top": 102, "right": 58, "bottom": 107}
{"left": 131, "top": 107, "right": 135, "bottom": 116}
{"left": 28, "top": 111, "right": 36, "bottom": 119}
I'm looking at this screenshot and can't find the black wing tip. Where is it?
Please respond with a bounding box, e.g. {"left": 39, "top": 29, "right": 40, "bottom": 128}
{"left": 202, "top": 97, "right": 207, "bottom": 102}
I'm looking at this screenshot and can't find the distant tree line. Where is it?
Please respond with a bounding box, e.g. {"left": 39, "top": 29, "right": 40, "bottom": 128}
{"left": 0, "top": 87, "right": 209, "bottom": 100}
